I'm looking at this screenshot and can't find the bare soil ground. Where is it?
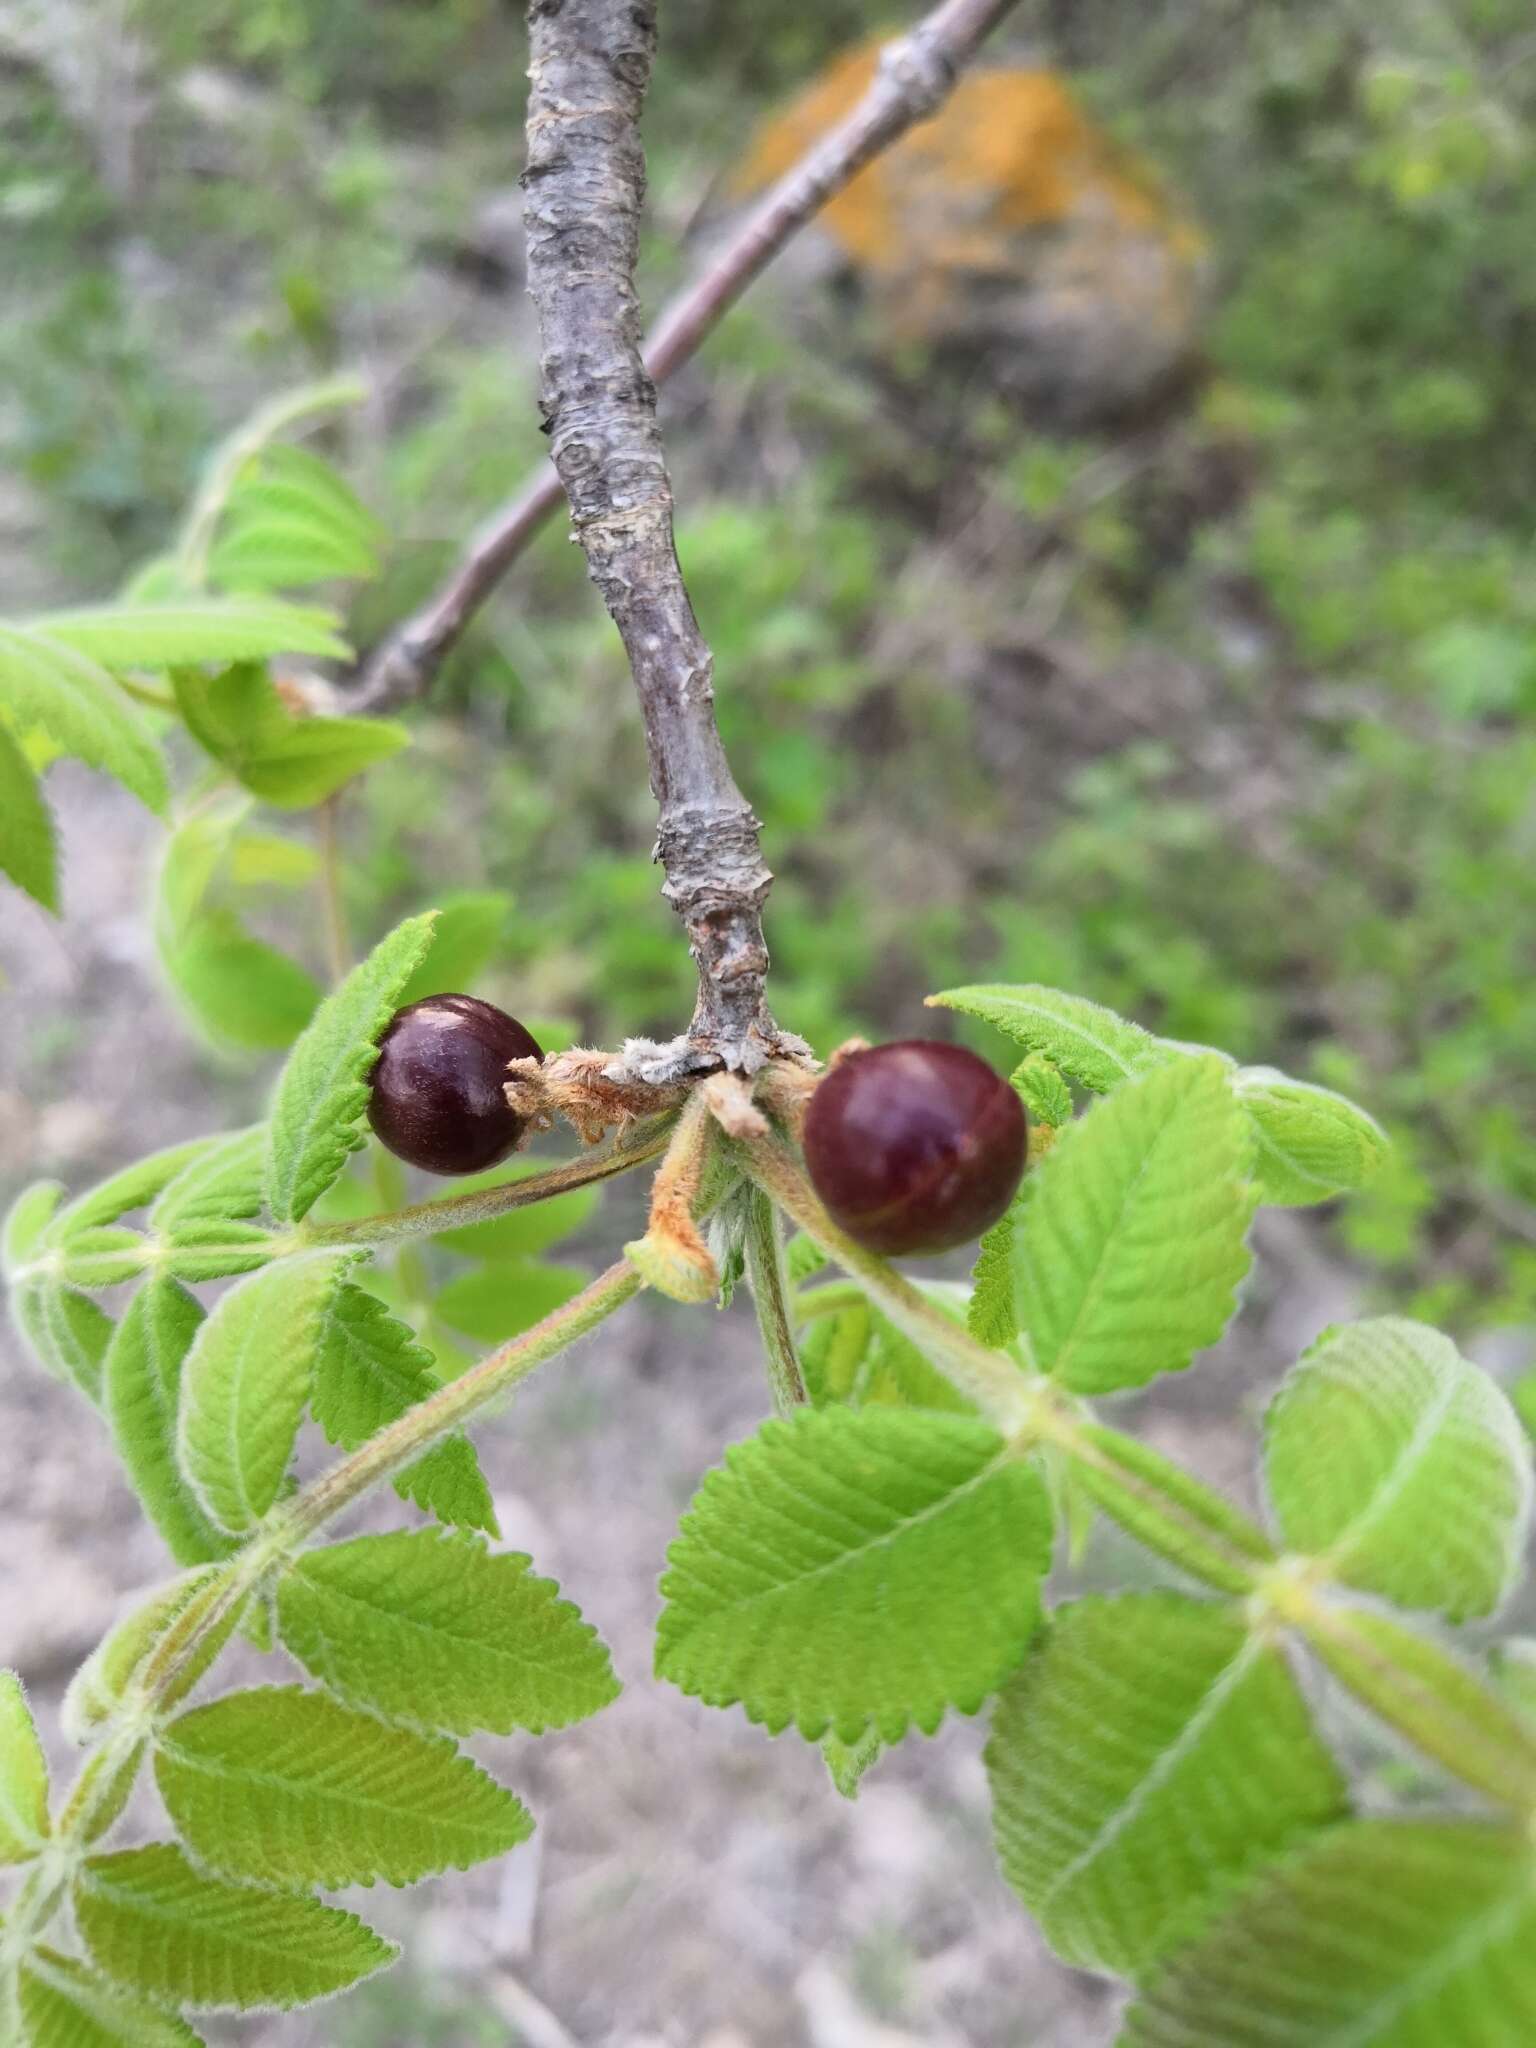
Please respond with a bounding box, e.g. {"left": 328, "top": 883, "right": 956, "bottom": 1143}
{"left": 1, "top": 775, "right": 1359, "bottom": 2048}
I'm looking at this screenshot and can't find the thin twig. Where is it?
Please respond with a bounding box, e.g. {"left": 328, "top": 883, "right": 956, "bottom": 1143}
{"left": 352, "top": 0, "right": 1021, "bottom": 712}
{"left": 522, "top": 0, "right": 781, "bottom": 1075}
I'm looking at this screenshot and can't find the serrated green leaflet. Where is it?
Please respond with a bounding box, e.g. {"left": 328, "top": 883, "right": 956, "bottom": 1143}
{"left": 1264, "top": 1319, "right": 1530, "bottom": 1621}
{"left": 265, "top": 912, "right": 436, "bottom": 1222}
{"left": 74, "top": 1843, "right": 396, "bottom": 2009}
{"left": 0, "top": 623, "right": 168, "bottom": 816}
{"left": 16, "top": 1948, "right": 203, "bottom": 2047}
{"left": 968, "top": 1198, "right": 1021, "bottom": 1347}
{"left": 1235, "top": 1066, "right": 1388, "bottom": 1206}
{"left": 822, "top": 1727, "right": 883, "bottom": 1800}
{"left": 55, "top": 1138, "right": 220, "bottom": 1236}
{"left": 30, "top": 598, "right": 349, "bottom": 667}
{"left": 48, "top": 1226, "right": 144, "bottom": 1289}
{"left": 656, "top": 1407, "right": 1052, "bottom": 1742}
{"left": 0, "top": 1671, "right": 50, "bottom": 1862}
{"left": 1070, "top": 1422, "right": 1274, "bottom": 1593}
{"left": 433, "top": 1261, "right": 587, "bottom": 1344}
{"left": 62, "top": 1567, "right": 231, "bottom": 1743}
{"left": 312, "top": 1285, "right": 496, "bottom": 1533}
{"left": 928, "top": 984, "right": 1168, "bottom": 1092}
{"left": 1017, "top": 1057, "right": 1255, "bottom": 1394}
{"left": 394, "top": 891, "right": 516, "bottom": 1010}
{"left": 0, "top": 718, "right": 58, "bottom": 911}
{"left": 1121, "top": 1820, "right": 1536, "bottom": 2046}
{"left": 276, "top": 1528, "right": 619, "bottom": 1735}
{"left": 105, "top": 1280, "right": 234, "bottom": 1567}
{"left": 159, "top": 1224, "right": 277, "bottom": 1283}
{"left": 156, "top": 1685, "right": 533, "bottom": 1889}
{"left": 150, "top": 1127, "right": 267, "bottom": 1233}
{"left": 1301, "top": 1604, "right": 1536, "bottom": 1812}
{"left": 209, "top": 511, "right": 377, "bottom": 591}
{"left": 3, "top": 1180, "right": 63, "bottom": 1270}
{"left": 1011, "top": 1051, "right": 1074, "bottom": 1127}
{"left": 176, "top": 1250, "right": 353, "bottom": 1535}
{"left": 10, "top": 1276, "right": 113, "bottom": 1400}
{"left": 797, "top": 1299, "right": 873, "bottom": 1406}
{"left": 987, "top": 1594, "right": 1344, "bottom": 1975}
{"left": 173, "top": 664, "right": 407, "bottom": 809}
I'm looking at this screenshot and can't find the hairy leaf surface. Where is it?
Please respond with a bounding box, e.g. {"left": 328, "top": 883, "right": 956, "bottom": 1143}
{"left": 0, "top": 1670, "right": 50, "bottom": 1863}
{"left": 16, "top": 1948, "right": 203, "bottom": 2047}
{"left": 928, "top": 984, "right": 1168, "bottom": 1092}
{"left": 0, "top": 623, "right": 168, "bottom": 815}
{"left": 105, "top": 1280, "right": 234, "bottom": 1566}
{"left": 0, "top": 719, "right": 58, "bottom": 911}
{"left": 1235, "top": 1067, "right": 1388, "bottom": 1206}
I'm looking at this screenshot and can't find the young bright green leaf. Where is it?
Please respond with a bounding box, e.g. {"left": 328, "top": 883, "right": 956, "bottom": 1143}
{"left": 163, "top": 911, "right": 321, "bottom": 1053}
{"left": 254, "top": 443, "right": 382, "bottom": 547}
{"left": 16, "top": 1947, "right": 204, "bottom": 2047}
{"left": 3, "top": 1180, "right": 64, "bottom": 1270}
{"left": 0, "top": 623, "right": 168, "bottom": 816}
{"left": 74, "top": 1843, "right": 396, "bottom": 2009}
{"left": 209, "top": 512, "right": 378, "bottom": 593}
{"left": 433, "top": 1262, "right": 589, "bottom": 1346}
{"left": 1017, "top": 1057, "right": 1255, "bottom": 1394}
{"left": 50, "top": 1226, "right": 145, "bottom": 1289}
{"left": 105, "top": 1280, "right": 234, "bottom": 1568}
{"left": 968, "top": 1198, "right": 1021, "bottom": 1348}
{"left": 987, "top": 1594, "right": 1344, "bottom": 1975}
{"left": 159, "top": 1224, "right": 278, "bottom": 1283}
{"left": 62, "top": 1567, "right": 232, "bottom": 1743}
{"left": 276, "top": 1528, "right": 619, "bottom": 1736}
{"left": 822, "top": 1727, "right": 883, "bottom": 1801}
{"left": 1070, "top": 1423, "right": 1274, "bottom": 1594}
{"left": 156, "top": 1685, "right": 532, "bottom": 1890}
{"left": 177, "top": 1251, "right": 354, "bottom": 1536}
{"left": 1302, "top": 1604, "right": 1536, "bottom": 1812}
{"left": 1264, "top": 1319, "right": 1532, "bottom": 1620}
{"left": 394, "top": 891, "right": 516, "bottom": 1011}
{"left": 31, "top": 598, "right": 349, "bottom": 668}
{"left": 226, "top": 830, "right": 320, "bottom": 891}
{"left": 656, "top": 1407, "right": 1052, "bottom": 1743}
{"left": 55, "top": 1138, "right": 219, "bottom": 1236}
{"left": 173, "top": 663, "right": 407, "bottom": 809}
{"left": 1121, "top": 1820, "right": 1536, "bottom": 2046}
{"left": 150, "top": 1128, "right": 267, "bottom": 1234}
{"left": 1011, "top": 1051, "right": 1075, "bottom": 1127}
{"left": 927, "top": 984, "right": 1169, "bottom": 1093}
{"left": 1235, "top": 1067, "right": 1388, "bottom": 1206}
{"left": 265, "top": 912, "right": 436, "bottom": 1223}
{"left": 797, "top": 1300, "right": 874, "bottom": 1407}
{"left": 10, "top": 1276, "right": 113, "bottom": 1401}
{"left": 0, "top": 718, "right": 58, "bottom": 911}
{"left": 312, "top": 1284, "right": 496, "bottom": 1533}
{"left": 0, "top": 1671, "right": 50, "bottom": 1863}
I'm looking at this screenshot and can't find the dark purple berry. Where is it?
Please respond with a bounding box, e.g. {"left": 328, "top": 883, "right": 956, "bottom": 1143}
{"left": 802, "top": 1040, "right": 1027, "bottom": 1256}
{"left": 367, "top": 994, "right": 543, "bottom": 1176}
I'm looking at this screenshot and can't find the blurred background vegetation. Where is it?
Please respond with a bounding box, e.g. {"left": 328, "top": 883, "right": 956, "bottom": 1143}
{"left": 4, "top": 0, "right": 1535, "bottom": 1344}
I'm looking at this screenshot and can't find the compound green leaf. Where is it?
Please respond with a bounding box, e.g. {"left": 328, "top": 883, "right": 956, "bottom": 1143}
{"left": 927, "top": 984, "right": 1168, "bottom": 1093}
{"left": 173, "top": 663, "right": 407, "bottom": 809}
{"left": 276, "top": 1528, "right": 618, "bottom": 1736}
{"left": 0, "top": 1671, "right": 50, "bottom": 1862}
{"left": 1235, "top": 1067, "right": 1388, "bottom": 1206}
{"left": 74, "top": 1843, "right": 395, "bottom": 2009}
{"left": 209, "top": 511, "right": 377, "bottom": 593}
{"left": 55, "top": 1139, "right": 219, "bottom": 1236}
{"left": 0, "top": 719, "right": 58, "bottom": 911}
{"left": 62, "top": 1568, "right": 234, "bottom": 1743}
{"left": 987, "top": 1594, "right": 1344, "bottom": 1975}
{"left": 656, "top": 1407, "right": 1052, "bottom": 1743}
{"left": 1120, "top": 1820, "right": 1536, "bottom": 2046}
{"left": 16, "top": 1948, "right": 203, "bottom": 2047}
{"left": 1017, "top": 1057, "right": 1255, "bottom": 1394}
{"left": 393, "top": 891, "right": 515, "bottom": 1010}
{"left": 10, "top": 1275, "right": 113, "bottom": 1401}
{"left": 105, "top": 1280, "right": 234, "bottom": 1567}
{"left": 32, "top": 599, "right": 349, "bottom": 668}
{"left": 150, "top": 1128, "right": 267, "bottom": 1234}
{"left": 1265, "top": 1319, "right": 1531, "bottom": 1620}
{"left": 0, "top": 623, "right": 168, "bottom": 815}
{"left": 156, "top": 1685, "right": 532, "bottom": 1889}
{"left": 312, "top": 1284, "right": 495, "bottom": 1533}
{"left": 266, "top": 912, "right": 436, "bottom": 1222}
{"left": 176, "top": 1251, "right": 353, "bottom": 1535}
{"left": 433, "top": 1261, "right": 586, "bottom": 1345}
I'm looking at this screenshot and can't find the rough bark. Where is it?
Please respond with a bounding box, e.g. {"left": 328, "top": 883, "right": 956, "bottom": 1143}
{"left": 354, "top": 0, "right": 1020, "bottom": 711}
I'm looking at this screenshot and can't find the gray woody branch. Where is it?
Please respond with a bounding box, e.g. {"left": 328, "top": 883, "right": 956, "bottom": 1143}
{"left": 356, "top": 0, "right": 1020, "bottom": 713}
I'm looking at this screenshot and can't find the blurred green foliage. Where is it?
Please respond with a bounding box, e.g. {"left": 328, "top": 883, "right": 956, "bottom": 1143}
{"left": 4, "top": 0, "right": 1535, "bottom": 1332}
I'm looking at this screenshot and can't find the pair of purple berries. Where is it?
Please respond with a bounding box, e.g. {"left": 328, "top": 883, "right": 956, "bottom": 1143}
{"left": 369, "top": 995, "right": 1026, "bottom": 1255}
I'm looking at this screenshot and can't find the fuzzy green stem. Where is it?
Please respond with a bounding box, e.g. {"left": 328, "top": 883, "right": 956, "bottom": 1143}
{"left": 743, "top": 1185, "right": 807, "bottom": 1414}
{"left": 793, "top": 1280, "right": 868, "bottom": 1322}
{"left": 740, "top": 1134, "right": 1033, "bottom": 1430}
{"left": 301, "top": 1118, "right": 674, "bottom": 1247}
